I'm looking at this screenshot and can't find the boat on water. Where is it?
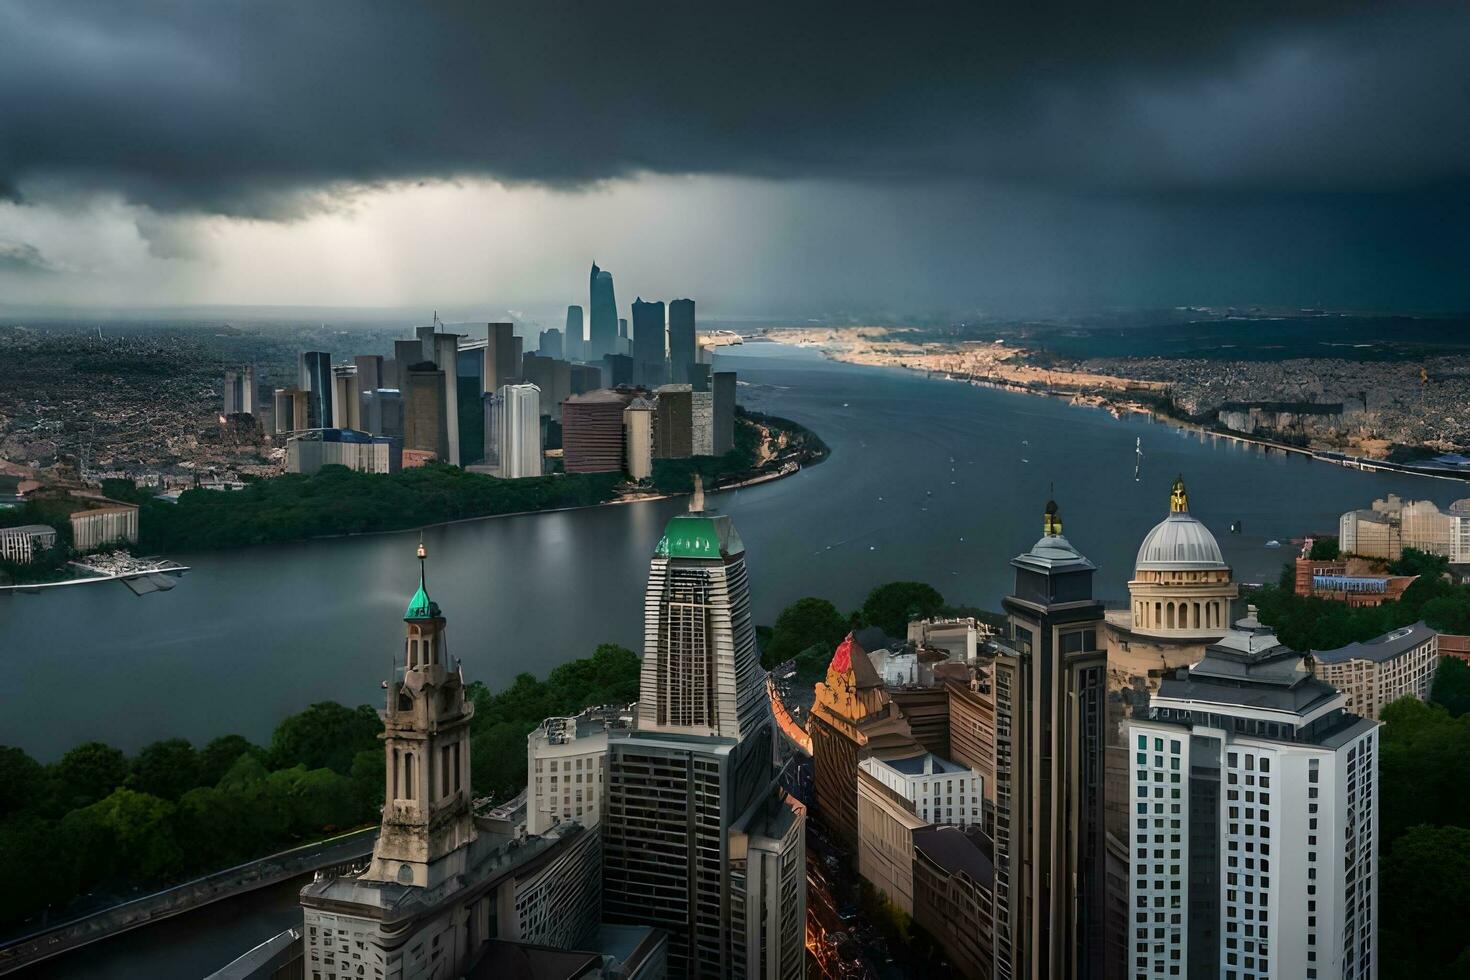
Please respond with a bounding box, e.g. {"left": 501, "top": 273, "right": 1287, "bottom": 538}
{"left": 1265, "top": 540, "right": 1281, "bottom": 548}
{"left": 1230, "top": 520, "right": 1242, "bottom": 534}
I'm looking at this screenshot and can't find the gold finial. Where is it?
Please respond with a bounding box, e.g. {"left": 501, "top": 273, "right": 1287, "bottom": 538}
{"left": 689, "top": 472, "right": 705, "bottom": 514}
{"left": 416, "top": 531, "right": 426, "bottom": 561}
{"left": 1170, "top": 475, "right": 1189, "bottom": 513}
{"left": 1043, "top": 498, "right": 1062, "bottom": 537}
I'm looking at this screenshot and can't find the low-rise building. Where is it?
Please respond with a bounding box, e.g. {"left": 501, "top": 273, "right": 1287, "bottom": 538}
{"left": 0, "top": 524, "right": 57, "bottom": 563}
{"left": 1312, "top": 621, "right": 1439, "bottom": 720}
{"left": 285, "top": 428, "right": 401, "bottom": 475}
{"left": 859, "top": 752, "right": 984, "bottom": 828}
{"left": 70, "top": 502, "right": 138, "bottom": 552}
{"left": 561, "top": 389, "right": 629, "bottom": 474}
{"left": 1294, "top": 556, "right": 1416, "bottom": 607}
{"left": 526, "top": 709, "right": 629, "bottom": 834}
{"left": 912, "top": 824, "right": 995, "bottom": 980}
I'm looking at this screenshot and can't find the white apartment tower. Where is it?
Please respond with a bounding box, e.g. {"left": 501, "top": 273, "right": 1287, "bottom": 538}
{"left": 498, "top": 383, "right": 542, "bottom": 478}
{"left": 1128, "top": 607, "right": 1378, "bottom": 980}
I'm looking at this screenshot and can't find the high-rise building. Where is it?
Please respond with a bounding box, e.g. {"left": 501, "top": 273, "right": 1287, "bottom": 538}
{"left": 223, "top": 369, "right": 242, "bottom": 415}
{"left": 623, "top": 397, "right": 654, "bottom": 481}
{"left": 481, "top": 390, "right": 502, "bottom": 473}
{"left": 668, "top": 298, "right": 696, "bottom": 384}
{"left": 688, "top": 362, "right": 711, "bottom": 392}
{"left": 1128, "top": 607, "right": 1379, "bottom": 980}
{"left": 631, "top": 298, "right": 666, "bottom": 386}
{"left": 223, "top": 366, "right": 257, "bottom": 417}
{"left": 299, "top": 351, "right": 333, "bottom": 428}
{"left": 539, "top": 327, "right": 564, "bottom": 359}
{"left": 992, "top": 499, "right": 1107, "bottom": 980}
{"left": 562, "top": 389, "right": 629, "bottom": 474}
{"left": 712, "top": 371, "right": 736, "bottom": 456}
{"left": 361, "top": 388, "right": 404, "bottom": 439}
{"left": 691, "top": 389, "right": 714, "bottom": 456}
{"left": 354, "top": 354, "right": 383, "bottom": 395}
{"left": 565, "top": 306, "right": 585, "bottom": 362}
{"left": 589, "top": 262, "right": 618, "bottom": 360}
{"left": 486, "top": 322, "right": 519, "bottom": 389}
{"left": 394, "top": 337, "right": 428, "bottom": 375}
{"left": 603, "top": 484, "right": 806, "bottom": 977}
{"left": 569, "top": 363, "right": 603, "bottom": 395}
{"left": 521, "top": 353, "right": 572, "bottom": 423}
{"left": 912, "top": 825, "right": 996, "bottom": 980}
{"left": 619, "top": 317, "right": 628, "bottom": 340}
{"left": 498, "top": 383, "right": 542, "bottom": 478}
{"left": 404, "top": 363, "right": 448, "bottom": 462}
{"left": 273, "top": 387, "right": 308, "bottom": 433}
{"left": 421, "top": 330, "right": 463, "bottom": 466}
{"left": 603, "top": 353, "right": 633, "bottom": 388}
{"left": 653, "top": 384, "right": 694, "bottom": 458}
{"left": 331, "top": 365, "right": 362, "bottom": 433}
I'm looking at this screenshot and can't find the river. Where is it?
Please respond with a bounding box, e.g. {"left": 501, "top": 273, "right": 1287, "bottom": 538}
{"left": 2, "top": 341, "right": 1461, "bottom": 762}
{"left": 6, "top": 340, "right": 1465, "bottom": 976}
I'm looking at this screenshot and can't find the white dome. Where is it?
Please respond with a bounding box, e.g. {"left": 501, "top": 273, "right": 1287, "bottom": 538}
{"left": 1135, "top": 512, "right": 1226, "bottom": 571}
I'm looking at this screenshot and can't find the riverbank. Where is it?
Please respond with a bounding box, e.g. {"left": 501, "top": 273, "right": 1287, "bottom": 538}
{"left": 130, "top": 409, "right": 827, "bottom": 554}
{"left": 768, "top": 332, "right": 1470, "bottom": 484}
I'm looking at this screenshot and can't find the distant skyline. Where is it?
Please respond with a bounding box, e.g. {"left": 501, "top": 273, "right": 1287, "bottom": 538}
{"left": 1, "top": 2, "right": 1468, "bottom": 313}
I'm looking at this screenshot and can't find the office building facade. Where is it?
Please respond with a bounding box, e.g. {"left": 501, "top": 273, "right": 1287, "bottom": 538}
{"left": 1128, "top": 608, "right": 1378, "bottom": 980}
{"left": 286, "top": 428, "right": 400, "bottom": 475}
{"left": 299, "top": 351, "right": 333, "bottom": 428}
{"left": 859, "top": 753, "right": 985, "bottom": 828}
{"left": 498, "top": 383, "right": 542, "bottom": 478}
{"left": 603, "top": 486, "right": 805, "bottom": 978}
{"left": 691, "top": 390, "right": 714, "bottom": 456}
{"left": 589, "top": 263, "right": 618, "bottom": 360}
{"left": 713, "top": 371, "right": 736, "bottom": 455}
{"left": 565, "top": 306, "right": 584, "bottom": 361}
{"left": 912, "top": 825, "right": 996, "bottom": 980}
{"left": 631, "top": 298, "right": 666, "bottom": 386}
{"left": 527, "top": 711, "right": 627, "bottom": 835}
{"left": 623, "top": 397, "right": 654, "bottom": 481}
{"left": 653, "top": 384, "right": 694, "bottom": 459}
{"left": 70, "top": 504, "right": 139, "bottom": 551}
{"left": 562, "top": 389, "right": 628, "bottom": 474}
{"left": 668, "top": 298, "right": 696, "bottom": 385}
{"left": 404, "top": 364, "right": 448, "bottom": 462}
{"left": 993, "top": 500, "right": 1108, "bottom": 980}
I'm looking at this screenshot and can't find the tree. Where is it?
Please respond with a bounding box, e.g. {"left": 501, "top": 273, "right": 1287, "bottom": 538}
{"left": 198, "top": 734, "right": 261, "bottom": 786}
{"left": 52, "top": 741, "right": 128, "bottom": 810}
{"left": 0, "top": 746, "right": 44, "bottom": 818}
{"left": 1380, "top": 825, "right": 1470, "bottom": 977}
{"left": 268, "top": 702, "right": 381, "bottom": 775}
{"left": 129, "top": 738, "right": 201, "bottom": 801}
{"left": 861, "top": 582, "right": 944, "bottom": 638}
{"left": 471, "top": 721, "right": 531, "bottom": 801}
{"left": 1308, "top": 536, "right": 1339, "bottom": 560}
{"left": 1432, "top": 658, "right": 1470, "bottom": 718}
{"left": 763, "top": 597, "right": 849, "bottom": 668}
{"left": 85, "top": 788, "right": 184, "bottom": 881}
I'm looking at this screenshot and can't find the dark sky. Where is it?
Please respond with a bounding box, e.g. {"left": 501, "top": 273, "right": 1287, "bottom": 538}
{"left": 1, "top": 1, "right": 1468, "bottom": 313}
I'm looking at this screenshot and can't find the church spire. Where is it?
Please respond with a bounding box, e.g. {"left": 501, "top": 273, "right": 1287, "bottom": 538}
{"left": 405, "top": 535, "right": 438, "bottom": 621}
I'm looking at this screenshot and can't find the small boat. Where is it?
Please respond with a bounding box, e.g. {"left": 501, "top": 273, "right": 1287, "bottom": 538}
{"left": 1265, "top": 540, "right": 1281, "bottom": 548}
{"left": 1230, "top": 521, "right": 1242, "bottom": 534}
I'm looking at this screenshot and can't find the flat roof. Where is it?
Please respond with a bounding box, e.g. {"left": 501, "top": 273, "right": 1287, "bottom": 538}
{"left": 878, "top": 752, "right": 972, "bottom": 777}
{"left": 0, "top": 524, "right": 55, "bottom": 535}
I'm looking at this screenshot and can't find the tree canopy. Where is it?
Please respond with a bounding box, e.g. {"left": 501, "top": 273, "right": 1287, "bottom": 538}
{"left": 861, "top": 581, "right": 945, "bottom": 638}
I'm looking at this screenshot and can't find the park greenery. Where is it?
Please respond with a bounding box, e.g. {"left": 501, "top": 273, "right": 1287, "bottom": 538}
{"left": 1251, "top": 547, "right": 1470, "bottom": 651}
{"left": 1378, "top": 668, "right": 1470, "bottom": 977}
{"left": 758, "top": 581, "right": 951, "bottom": 683}
{"left": 0, "top": 642, "right": 639, "bottom": 933}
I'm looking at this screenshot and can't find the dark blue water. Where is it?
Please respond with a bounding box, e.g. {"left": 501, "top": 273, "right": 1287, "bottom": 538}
{"left": 0, "top": 342, "right": 1459, "bottom": 761}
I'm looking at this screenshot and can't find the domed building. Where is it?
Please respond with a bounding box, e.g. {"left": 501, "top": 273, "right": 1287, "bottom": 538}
{"left": 1104, "top": 477, "right": 1238, "bottom": 848}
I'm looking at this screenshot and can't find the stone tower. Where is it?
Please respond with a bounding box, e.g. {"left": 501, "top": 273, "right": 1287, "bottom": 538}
{"left": 363, "top": 539, "right": 477, "bottom": 889}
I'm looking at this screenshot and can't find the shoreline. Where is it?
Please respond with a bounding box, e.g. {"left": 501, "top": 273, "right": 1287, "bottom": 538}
{"left": 774, "top": 337, "right": 1470, "bottom": 485}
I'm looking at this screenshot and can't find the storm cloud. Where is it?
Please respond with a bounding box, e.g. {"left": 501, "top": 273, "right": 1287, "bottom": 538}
{"left": 2, "top": 1, "right": 1468, "bottom": 218}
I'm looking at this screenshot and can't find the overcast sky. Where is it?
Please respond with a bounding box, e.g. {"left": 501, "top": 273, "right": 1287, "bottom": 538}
{"left": 2, "top": 1, "right": 1468, "bottom": 316}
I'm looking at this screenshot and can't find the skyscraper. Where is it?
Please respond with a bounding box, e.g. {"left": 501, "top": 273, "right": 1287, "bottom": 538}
{"left": 331, "top": 364, "right": 361, "bottom": 432}
{"left": 623, "top": 397, "right": 654, "bottom": 481}
{"left": 498, "top": 383, "right": 542, "bottom": 478}
{"left": 668, "top": 298, "right": 696, "bottom": 384}
{"left": 1128, "top": 608, "right": 1378, "bottom": 980}
{"left": 565, "top": 305, "right": 585, "bottom": 361}
{"left": 486, "top": 321, "right": 518, "bottom": 390}
{"left": 653, "top": 384, "right": 694, "bottom": 458}
{"left": 353, "top": 354, "right": 383, "bottom": 395}
{"left": 299, "top": 351, "right": 333, "bottom": 428}
{"left": 603, "top": 482, "right": 806, "bottom": 977}
{"left": 223, "top": 369, "right": 242, "bottom": 415}
{"left": 404, "top": 363, "right": 448, "bottom": 461}
{"left": 631, "top": 298, "right": 667, "bottom": 386}
{"left": 602, "top": 353, "right": 633, "bottom": 388}
{"left": 712, "top": 371, "right": 736, "bottom": 455}
{"left": 589, "top": 262, "right": 618, "bottom": 361}
{"left": 538, "top": 327, "right": 563, "bottom": 360}
{"left": 992, "top": 499, "right": 1107, "bottom": 980}
{"left": 562, "top": 389, "right": 629, "bottom": 474}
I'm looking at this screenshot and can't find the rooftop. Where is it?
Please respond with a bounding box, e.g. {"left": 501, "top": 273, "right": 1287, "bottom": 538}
{"left": 913, "top": 824, "right": 994, "bottom": 888}
{"left": 1313, "top": 621, "right": 1436, "bottom": 665}
{"left": 878, "top": 751, "right": 972, "bottom": 777}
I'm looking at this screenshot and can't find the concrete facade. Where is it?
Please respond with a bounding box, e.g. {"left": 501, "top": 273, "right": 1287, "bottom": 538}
{"left": 1311, "top": 622, "right": 1438, "bottom": 720}
{"left": 70, "top": 504, "right": 139, "bottom": 552}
